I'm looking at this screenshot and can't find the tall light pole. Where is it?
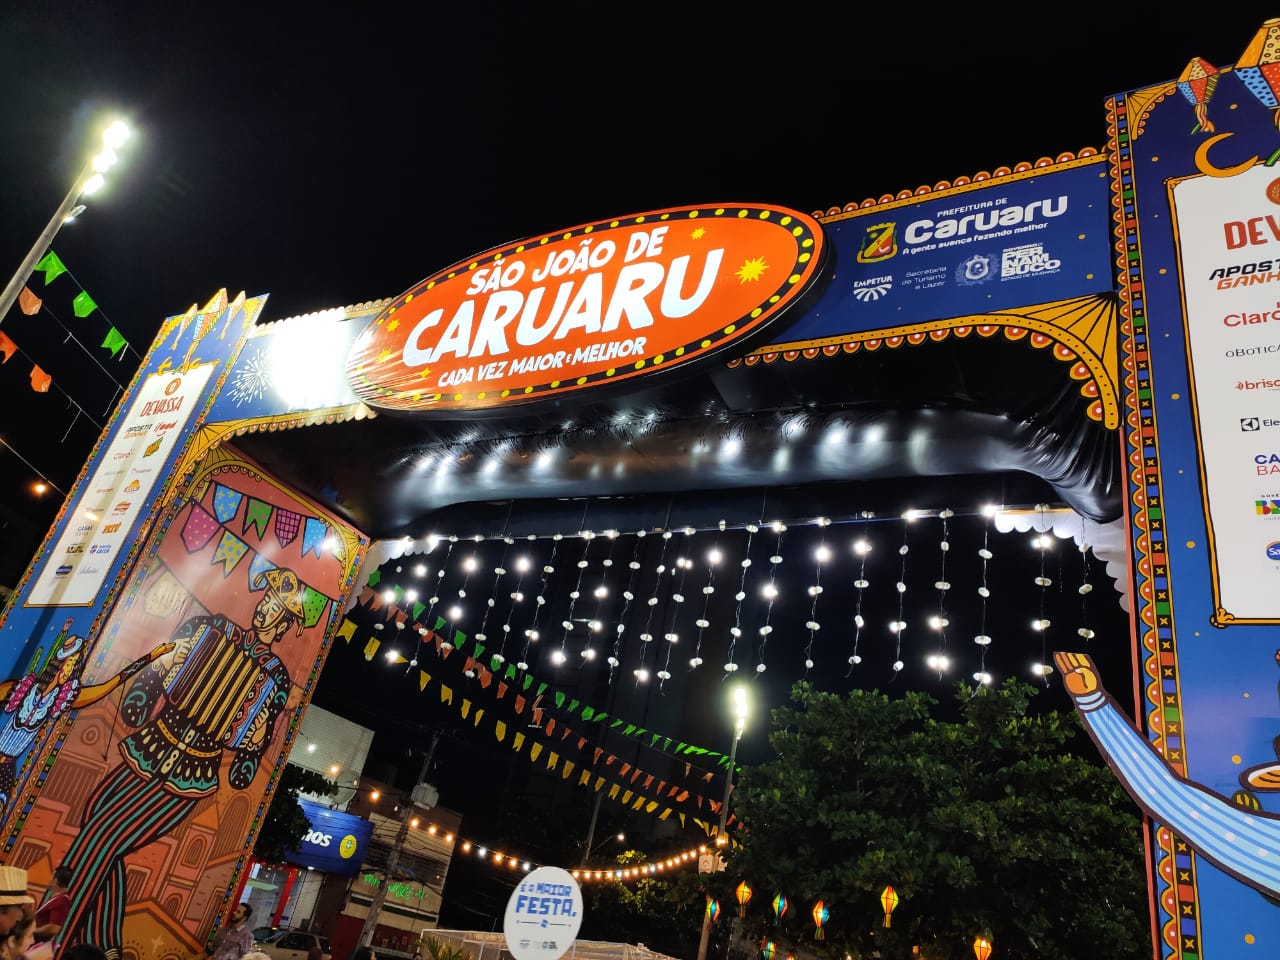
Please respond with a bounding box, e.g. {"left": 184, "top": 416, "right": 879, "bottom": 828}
{"left": 695, "top": 684, "right": 749, "bottom": 960}
{"left": 0, "top": 117, "right": 131, "bottom": 326}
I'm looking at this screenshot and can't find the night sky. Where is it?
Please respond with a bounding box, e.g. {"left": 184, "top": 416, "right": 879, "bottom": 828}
{"left": 0, "top": 0, "right": 1274, "bottom": 925}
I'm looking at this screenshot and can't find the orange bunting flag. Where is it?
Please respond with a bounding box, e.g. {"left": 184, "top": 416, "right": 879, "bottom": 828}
{"left": 18, "top": 287, "right": 41, "bottom": 316}
{"left": 30, "top": 365, "right": 51, "bottom": 393}
{"left": 0, "top": 330, "right": 16, "bottom": 363}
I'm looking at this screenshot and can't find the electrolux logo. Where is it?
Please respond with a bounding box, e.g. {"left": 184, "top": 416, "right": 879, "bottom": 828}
{"left": 1240, "top": 417, "right": 1280, "bottom": 431}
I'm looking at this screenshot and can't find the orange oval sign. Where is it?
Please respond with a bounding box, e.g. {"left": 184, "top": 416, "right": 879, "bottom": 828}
{"left": 346, "top": 203, "right": 825, "bottom": 413}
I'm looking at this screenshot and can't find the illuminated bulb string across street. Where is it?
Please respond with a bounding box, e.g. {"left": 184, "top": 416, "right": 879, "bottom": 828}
{"left": 351, "top": 504, "right": 1123, "bottom": 703}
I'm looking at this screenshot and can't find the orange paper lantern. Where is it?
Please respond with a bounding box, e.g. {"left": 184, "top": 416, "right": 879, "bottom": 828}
{"left": 973, "top": 936, "right": 993, "bottom": 960}
{"left": 736, "top": 880, "right": 753, "bottom": 917}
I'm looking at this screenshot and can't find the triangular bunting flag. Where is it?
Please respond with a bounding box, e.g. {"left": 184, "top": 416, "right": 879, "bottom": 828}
{"left": 212, "top": 484, "right": 243, "bottom": 523}
{"left": 460, "top": 699, "right": 471, "bottom": 719}
{"left": 530, "top": 743, "right": 542, "bottom": 763}
{"left": 546, "top": 752, "right": 558, "bottom": 771}
{"left": 514, "top": 732, "right": 525, "bottom": 753}
{"left": 248, "top": 553, "right": 277, "bottom": 591}
{"left": 495, "top": 721, "right": 507, "bottom": 743}
{"left": 439, "top": 684, "right": 453, "bottom": 705}
{"left": 622, "top": 790, "right": 633, "bottom": 805}
{"left": 582, "top": 707, "right": 595, "bottom": 722}
{"left": 336, "top": 619, "right": 357, "bottom": 643}
{"left": 568, "top": 699, "right": 579, "bottom": 713}
{"left": 72, "top": 291, "right": 98, "bottom": 318}
{"left": 303, "top": 517, "right": 328, "bottom": 558}
{"left": 18, "top": 287, "right": 41, "bottom": 316}
{"left": 0, "top": 331, "right": 15, "bottom": 363}
{"left": 275, "top": 508, "right": 302, "bottom": 547}
{"left": 562, "top": 760, "right": 574, "bottom": 779}
{"left": 34, "top": 251, "right": 66, "bottom": 285}
{"left": 101, "top": 326, "right": 127, "bottom": 358}
{"left": 212, "top": 530, "right": 249, "bottom": 575}
{"left": 594, "top": 777, "right": 605, "bottom": 792}
{"left": 363, "top": 637, "right": 381, "bottom": 661}
{"left": 412, "top": 601, "right": 425, "bottom": 620}
{"left": 418, "top": 670, "right": 430, "bottom": 691}
{"left": 181, "top": 501, "right": 220, "bottom": 553}
{"left": 243, "top": 498, "right": 272, "bottom": 539}
{"left": 554, "top": 691, "right": 565, "bottom": 708}
{"left": 366, "top": 568, "right": 381, "bottom": 587}
{"left": 660, "top": 807, "right": 672, "bottom": 821}
{"left": 579, "top": 770, "right": 591, "bottom": 787}
{"left": 300, "top": 585, "right": 329, "bottom": 628}
{"left": 30, "top": 365, "right": 50, "bottom": 393}
{"left": 471, "top": 707, "right": 483, "bottom": 727}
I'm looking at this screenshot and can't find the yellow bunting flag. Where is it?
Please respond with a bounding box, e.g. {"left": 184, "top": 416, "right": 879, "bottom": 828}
{"left": 418, "top": 670, "right": 430, "bottom": 691}
{"left": 495, "top": 721, "right": 507, "bottom": 743}
{"left": 472, "top": 707, "right": 484, "bottom": 726}
{"left": 632, "top": 795, "right": 645, "bottom": 811}
{"left": 460, "top": 699, "right": 471, "bottom": 719}
{"left": 594, "top": 777, "right": 605, "bottom": 792}
{"left": 336, "top": 619, "right": 357, "bottom": 642}
{"left": 561, "top": 760, "right": 574, "bottom": 779}
{"left": 362, "top": 637, "right": 380, "bottom": 661}
{"left": 608, "top": 784, "right": 620, "bottom": 800}
{"left": 646, "top": 801, "right": 659, "bottom": 814}
{"left": 513, "top": 732, "right": 525, "bottom": 753}
{"left": 546, "top": 752, "right": 559, "bottom": 771}
{"left": 530, "top": 743, "right": 542, "bottom": 763}
{"left": 660, "top": 808, "right": 672, "bottom": 820}
{"left": 440, "top": 684, "right": 453, "bottom": 705}
{"left": 621, "top": 790, "right": 633, "bottom": 805}
{"left": 678, "top": 813, "right": 686, "bottom": 827}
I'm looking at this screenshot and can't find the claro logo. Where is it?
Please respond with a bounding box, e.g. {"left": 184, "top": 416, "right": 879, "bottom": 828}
{"left": 346, "top": 204, "right": 826, "bottom": 413}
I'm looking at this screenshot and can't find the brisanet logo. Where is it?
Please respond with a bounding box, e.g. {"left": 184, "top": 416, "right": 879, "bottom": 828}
{"left": 1237, "top": 377, "right": 1280, "bottom": 390}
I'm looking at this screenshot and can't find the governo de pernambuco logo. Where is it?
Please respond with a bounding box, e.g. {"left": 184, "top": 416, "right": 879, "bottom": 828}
{"left": 345, "top": 204, "right": 826, "bottom": 413}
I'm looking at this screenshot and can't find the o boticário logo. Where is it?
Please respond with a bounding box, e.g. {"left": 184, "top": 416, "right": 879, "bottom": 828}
{"left": 346, "top": 204, "right": 825, "bottom": 412}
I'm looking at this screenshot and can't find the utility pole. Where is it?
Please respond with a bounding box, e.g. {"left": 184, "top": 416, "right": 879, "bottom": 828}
{"left": 357, "top": 730, "right": 441, "bottom": 947}
{"left": 695, "top": 686, "right": 749, "bottom": 960}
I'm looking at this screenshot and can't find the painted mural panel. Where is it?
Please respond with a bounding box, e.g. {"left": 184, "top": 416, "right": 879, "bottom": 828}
{"left": 4, "top": 447, "right": 366, "bottom": 960}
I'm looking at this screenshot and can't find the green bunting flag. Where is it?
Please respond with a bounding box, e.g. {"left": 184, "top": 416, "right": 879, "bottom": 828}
{"left": 72, "top": 291, "right": 98, "bottom": 318}
{"left": 100, "top": 326, "right": 127, "bottom": 358}
{"left": 34, "top": 251, "right": 66, "bottom": 285}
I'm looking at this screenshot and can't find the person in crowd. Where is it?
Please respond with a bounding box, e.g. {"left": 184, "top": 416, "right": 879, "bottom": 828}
{"left": 0, "top": 867, "right": 33, "bottom": 939}
{"left": 206, "top": 903, "right": 253, "bottom": 960}
{"left": 306, "top": 946, "right": 322, "bottom": 960}
{"left": 32, "top": 867, "right": 71, "bottom": 942}
{"left": 0, "top": 906, "right": 33, "bottom": 960}
{"left": 351, "top": 947, "right": 376, "bottom": 960}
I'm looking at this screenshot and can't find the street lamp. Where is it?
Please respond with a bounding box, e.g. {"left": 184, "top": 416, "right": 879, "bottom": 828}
{"left": 695, "top": 684, "right": 750, "bottom": 960}
{"left": 0, "top": 117, "right": 131, "bottom": 326}
{"left": 586, "top": 832, "right": 625, "bottom": 861}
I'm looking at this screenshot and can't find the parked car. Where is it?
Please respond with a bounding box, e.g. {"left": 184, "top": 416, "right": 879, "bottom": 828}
{"left": 252, "top": 927, "right": 332, "bottom": 960}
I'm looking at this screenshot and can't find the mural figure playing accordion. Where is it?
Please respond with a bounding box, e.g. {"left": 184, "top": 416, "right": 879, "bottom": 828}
{"left": 57, "top": 568, "right": 304, "bottom": 959}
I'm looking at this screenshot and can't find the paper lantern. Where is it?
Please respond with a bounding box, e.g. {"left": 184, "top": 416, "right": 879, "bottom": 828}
{"left": 812, "top": 900, "right": 828, "bottom": 940}
{"left": 759, "top": 940, "right": 776, "bottom": 960}
{"left": 1176, "top": 57, "right": 1219, "bottom": 132}
{"left": 973, "top": 936, "right": 993, "bottom": 960}
{"left": 736, "top": 880, "right": 753, "bottom": 917}
{"left": 771, "top": 892, "right": 788, "bottom": 925}
{"left": 706, "top": 898, "right": 720, "bottom": 923}
{"left": 880, "top": 885, "right": 899, "bottom": 928}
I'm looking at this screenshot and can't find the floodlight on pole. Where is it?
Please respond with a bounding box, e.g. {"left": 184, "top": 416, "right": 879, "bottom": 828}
{"left": 694, "top": 683, "right": 751, "bottom": 960}
{"left": 0, "top": 117, "right": 132, "bottom": 327}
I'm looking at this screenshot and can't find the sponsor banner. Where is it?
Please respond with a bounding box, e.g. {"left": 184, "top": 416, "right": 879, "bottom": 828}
{"left": 283, "top": 800, "right": 373, "bottom": 876}
{"left": 26, "top": 364, "right": 216, "bottom": 606}
{"left": 768, "top": 160, "right": 1114, "bottom": 344}
{"left": 1172, "top": 164, "right": 1280, "bottom": 620}
{"left": 346, "top": 204, "right": 826, "bottom": 413}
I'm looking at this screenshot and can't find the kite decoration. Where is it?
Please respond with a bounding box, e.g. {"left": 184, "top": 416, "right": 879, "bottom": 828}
{"left": 1175, "top": 57, "right": 1219, "bottom": 133}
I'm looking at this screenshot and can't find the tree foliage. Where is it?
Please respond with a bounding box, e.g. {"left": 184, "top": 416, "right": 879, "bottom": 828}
{"left": 254, "top": 765, "right": 338, "bottom": 864}
{"left": 724, "top": 680, "right": 1147, "bottom": 960}
{"left": 580, "top": 850, "right": 709, "bottom": 957}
